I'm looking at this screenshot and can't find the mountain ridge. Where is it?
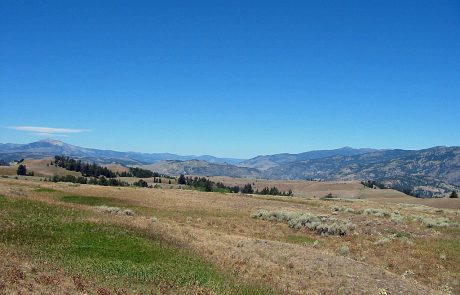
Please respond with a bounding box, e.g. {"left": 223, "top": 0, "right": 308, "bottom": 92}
{"left": 1, "top": 139, "right": 459, "bottom": 197}
{"left": 0, "top": 139, "right": 245, "bottom": 165}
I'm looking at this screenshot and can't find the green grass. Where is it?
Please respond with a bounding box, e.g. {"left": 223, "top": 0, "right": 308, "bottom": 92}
{"left": 34, "top": 187, "right": 58, "bottom": 193}
{"left": 0, "top": 195, "right": 272, "bottom": 294}
{"left": 59, "top": 195, "right": 123, "bottom": 207}
{"left": 436, "top": 227, "right": 460, "bottom": 272}
{"left": 283, "top": 234, "right": 315, "bottom": 245}
{"left": 390, "top": 230, "right": 412, "bottom": 238}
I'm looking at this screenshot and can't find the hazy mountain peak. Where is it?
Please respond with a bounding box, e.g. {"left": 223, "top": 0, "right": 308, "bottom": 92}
{"left": 37, "top": 139, "right": 67, "bottom": 146}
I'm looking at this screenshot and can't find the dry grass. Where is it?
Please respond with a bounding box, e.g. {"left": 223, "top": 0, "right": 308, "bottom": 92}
{"left": 0, "top": 178, "right": 459, "bottom": 294}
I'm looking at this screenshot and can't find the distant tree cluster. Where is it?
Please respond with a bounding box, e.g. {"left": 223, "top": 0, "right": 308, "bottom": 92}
{"left": 241, "top": 183, "right": 254, "bottom": 194}
{"left": 47, "top": 175, "right": 128, "bottom": 186}
{"left": 53, "top": 156, "right": 171, "bottom": 180}
{"left": 255, "top": 186, "right": 293, "bottom": 196}
{"left": 176, "top": 174, "right": 292, "bottom": 196}
{"left": 119, "top": 167, "right": 155, "bottom": 178}
{"left": 361, "top": 180, "right": 385, "bottom": 189}
{"left": 133, "top": 179, "right": 148, "bottom": 187}
{"left": 53, "top": 156, "right": 116, "bottom": 178}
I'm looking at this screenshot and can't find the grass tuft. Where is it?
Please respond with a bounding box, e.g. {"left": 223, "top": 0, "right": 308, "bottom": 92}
{"left": 60, "top": 195, "right": 121, "bottom": 207}
{"left": 34, "top": 187, "right": 58, "bottom": 193}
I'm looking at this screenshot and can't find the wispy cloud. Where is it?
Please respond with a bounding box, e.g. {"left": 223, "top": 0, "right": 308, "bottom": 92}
{"left": 7, "top": 126, "right": 89, "bottom": 137}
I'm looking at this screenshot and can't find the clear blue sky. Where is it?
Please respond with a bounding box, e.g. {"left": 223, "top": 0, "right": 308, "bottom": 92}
{"left": 1, "top": 0, "right": 459, "bottom": 158}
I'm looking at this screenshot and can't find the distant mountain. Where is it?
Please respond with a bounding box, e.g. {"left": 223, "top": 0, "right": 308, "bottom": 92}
{"left": 0, "top": 139, "right": 244, "bottom": 165}
{"left": 239, "top": 147, "right": 379, "bottom": 170}
{"left": 141, "top": 160, "right": 260, "bottom": 178}
{"left": 1, "top": 139, "right": 459, "bottom": 197}
{"left": 261, "top": 147, "right": 460, "bottom": 197}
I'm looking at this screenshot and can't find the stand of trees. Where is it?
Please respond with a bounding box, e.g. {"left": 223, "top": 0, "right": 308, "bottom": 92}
{"left": 53, "top": 156, "right": 171, "bottom": 179}
{"left": 361, "top": 180, "right": 385, "bottom": 189}
{"left": 48, "top": 175, "right": 129, "bottom": 186}
{"left": 177, "top": 174, "right": 292, "bottom": 196}
{"left": 255, "top": 186, "right": 293, "bottom": 196}
{"left": 53, "top": 156, "right": 116, "bottom": 178}
{"left": 119, "top": 167, "right": 154, "bottom": 178}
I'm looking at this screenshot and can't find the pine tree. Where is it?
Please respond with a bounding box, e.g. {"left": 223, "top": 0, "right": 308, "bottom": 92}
{"left": 178, "top": 174, "right": 186, "bottom": 185}
{"left": 17, "top": 164, "right": 27, "bottom": 175}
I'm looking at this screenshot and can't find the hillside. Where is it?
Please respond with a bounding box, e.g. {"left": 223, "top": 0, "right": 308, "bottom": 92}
{"left": 239, "top": 147, "right": 379, "bottom": 170}
{"left": 262, "top": 147, "right": 460, "bottom": 197}
{"left": 141, "top": 160, "right": 260, "bottom": 178}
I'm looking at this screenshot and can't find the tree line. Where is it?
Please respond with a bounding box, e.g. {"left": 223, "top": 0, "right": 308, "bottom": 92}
{"left": 177, "top": 174, "right": 293, "bottom": 196}
{"left": 53, "top": 156, "right": 116, "bottom": 178}
{"left": 45, "top": 175, "right": 150, "bottom": 188}
{"left": 52, "top": 156, "right": 170, "bottom": 179}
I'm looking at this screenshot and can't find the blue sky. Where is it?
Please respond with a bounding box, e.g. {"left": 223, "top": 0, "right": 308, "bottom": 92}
{"left": 1, "top": 0, "right": 459, "bottom": 158}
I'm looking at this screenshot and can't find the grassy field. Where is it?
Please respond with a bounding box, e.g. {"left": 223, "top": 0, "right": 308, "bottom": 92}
{"left": 0, "top": 176, "right": 459, "bottom": 294}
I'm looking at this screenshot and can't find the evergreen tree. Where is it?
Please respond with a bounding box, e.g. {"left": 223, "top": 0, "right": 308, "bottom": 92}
{"left": 450, "top": 190, "right": 458, "bottom": 198}
{"left": 241, "top": 184, "right": 254, "bottom": 194}
{"left": 17, "top": 164, "right": 27, "bottom": 175}
{"left": 178, "top": 174, "right": 186, "bottom": 185}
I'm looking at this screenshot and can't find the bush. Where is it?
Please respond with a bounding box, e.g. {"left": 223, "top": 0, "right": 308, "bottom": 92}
{"left": 374, "top": 237, "right": 391, "bottom": 246}
{"left": 94, "top": 206, "right": 134, "bottom": 216}
{"left": 338, "top": 245, "right": 350, "bottom": 256}
{"left": 321, "top": 193, "right": 335, "bottom": 199}
{"left": 362, "top": 208, "right": 391, "bottom": 217}
{"left": 251, "top": 209, "right": 356, "bottom": 236}
{"left": 418, "top": 216, "right": 450, "bottom": 228}
{"left": 449, "top": 190, "right": 458, "bottom": 198}
{"left": 390, "top": 212, "right": 405, "bottom": 223}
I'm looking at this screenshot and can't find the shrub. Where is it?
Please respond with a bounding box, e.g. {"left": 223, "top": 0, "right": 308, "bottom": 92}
{"left": 251, "top": 209, "right": 356, "bottom": 236}
{"left": 362, "top": 208, "right": 391, "bottom": 217}
{"left": 338, "top": 245, "right": 350, "bottom": 256}
{"left": 402, "top": 269, "right": 414, "bottom": 278}
{"left": 418, "top": 216, "right": 450, "bottom": 228}
{"left": 330, "top": 205, "right": 342, "bottom": 212}
{"left": 94, "top": 206, "right": 134, "bottom": 216}
{"left": 390, "top": 212, "right": 405, "bottom": 223}
{"left": 321, "top": 193, "right": 335, "bottom": 199}
{"left": 374, "top": 237, "right": 391, "bottom": 246}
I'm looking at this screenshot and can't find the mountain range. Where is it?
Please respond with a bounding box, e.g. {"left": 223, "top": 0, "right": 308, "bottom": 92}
{"left": 1, "top": 139, "right": 459, "bottom": 197}
{"left": 0, "top": 139, "right": 244, "bottom": 165}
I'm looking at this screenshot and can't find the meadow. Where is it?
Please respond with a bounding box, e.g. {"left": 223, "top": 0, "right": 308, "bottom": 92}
{"left": 0, "top": 174, "right": 459, "bottom": 294}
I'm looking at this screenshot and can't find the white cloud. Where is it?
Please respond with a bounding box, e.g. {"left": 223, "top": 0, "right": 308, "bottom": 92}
{"left": 7, "top": 126, "right": 88, "bottom": 137}
{"left": 33, "top": 132, "right": 69, "bottom": 137}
